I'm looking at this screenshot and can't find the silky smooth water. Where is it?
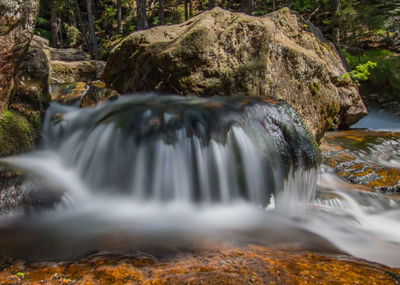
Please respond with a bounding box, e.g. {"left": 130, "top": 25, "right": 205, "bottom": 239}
{"left": 0, "top": 95, "right": 399, "bottom": 267}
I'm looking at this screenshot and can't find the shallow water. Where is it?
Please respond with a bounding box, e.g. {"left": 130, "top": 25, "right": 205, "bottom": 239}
{"left": 352, "top": 109, "right": 400, "bottom": 132}
{"left": 0, "top": 96, "right": 399, "bottom": 267}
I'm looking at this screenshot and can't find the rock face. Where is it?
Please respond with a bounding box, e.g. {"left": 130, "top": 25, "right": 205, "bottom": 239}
{"left": 0, "top": 0, "right": 39, "bottom": 118}
{"left": 50, "top": 60, "right": 106, "bottom": 84}
{"left": 0, "top": 35, "right": 51, "bottom": 157}
{"left": 103, "top": 7, "right": 367, "bottom": 141}
{"left": 10, "top": 35, "right": 51, "bottom": 115}
{"left": 50, "top": 48, "right": 89, "bottom": 62}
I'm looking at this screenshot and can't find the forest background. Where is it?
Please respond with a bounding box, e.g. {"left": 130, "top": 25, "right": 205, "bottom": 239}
{"left": 37, "top": 0, "right": 400, "bottom": 109}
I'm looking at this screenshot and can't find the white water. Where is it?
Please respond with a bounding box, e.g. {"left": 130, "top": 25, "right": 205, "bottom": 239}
{"left": 0, "top": 97, "right": 399, "bottom": 267}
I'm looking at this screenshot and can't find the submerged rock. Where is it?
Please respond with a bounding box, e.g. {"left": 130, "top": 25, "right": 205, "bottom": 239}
{"left": 50, "top": 82, "right": 119, "bottom": 108}
{"left": 0, "top": 245, "right": 398, "bottom": 284}
{"left": 0, "top": 0, "right": 39, "bottom": 118}
{"left": 321, "top": 130, "right": 400, "bottom": 193}
{"left": 103, "top": 7, "right": 366, "bottom": 141}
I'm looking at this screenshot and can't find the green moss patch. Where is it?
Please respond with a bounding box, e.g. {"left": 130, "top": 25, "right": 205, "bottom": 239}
{"left": 0, "top": 109, "right": 39, "bottom": 157}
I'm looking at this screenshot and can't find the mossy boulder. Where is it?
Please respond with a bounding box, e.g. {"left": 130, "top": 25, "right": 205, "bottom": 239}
{"left": 0, "top": 0, "right": 39, "bottom": 118}
{"left": 0, "top": 35, "right": 51, "bottom": 157}
{"left": 103, "top": 7, "right": 367, "bottom": 141}
{"left": 0, "top": 109, "right": 40, "bottom": 157}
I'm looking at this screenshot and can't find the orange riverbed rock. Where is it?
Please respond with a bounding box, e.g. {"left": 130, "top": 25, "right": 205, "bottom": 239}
{"left": 0, "top": 244, "right": 399, "bottom": 284}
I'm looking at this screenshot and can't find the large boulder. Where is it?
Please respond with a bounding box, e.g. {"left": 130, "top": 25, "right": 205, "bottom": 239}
{"left": 0, "top": 0, "right": 39, "bottom": 118}
{"left": 9, "top": 35, "right": 51, "bottom": 115}
{"left": 103, "top": 7, "right": 367, "bottom": 141}
{"left": 0, "top": 35, "right": 51, "bottom": 157}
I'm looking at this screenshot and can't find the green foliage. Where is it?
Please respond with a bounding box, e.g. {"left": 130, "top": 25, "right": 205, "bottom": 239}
{"left": 64, "top": 24, "right": 82, "bottom": 47}
{"left": 348, "top": 61, "right": 377, "bottom": 85}
{"left": 37, "top": 16, "right": 49, "bottom": 26}
{"left": 291, "top": 0, "right": 317, "bottom": 14}
{"left": 35, "top": 27, "right": 51, "bottom": 40}
{"left": 344, "top": 48, "right": 400, "bottom": 100}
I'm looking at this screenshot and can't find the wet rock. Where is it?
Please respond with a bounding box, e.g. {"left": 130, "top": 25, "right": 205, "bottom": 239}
{"left": 320, "top": 130, "right": 400, "bottom": 193}
{"left": 0, "top": 0, "right": 39, "bottom": 118}
{"left": 50, "top": 82, "right": 119, "bottom": 107}
{"left": 50, "top": 60, "right": 106, "bottom": 84}
{"left": 0, "top": 245, "right": 398, "bottom": 284}
{"left": 103, "top": 7, "right": 367, "bottom": 141}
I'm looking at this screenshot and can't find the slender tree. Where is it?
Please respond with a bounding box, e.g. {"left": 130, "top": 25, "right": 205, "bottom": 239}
{"left": 142, "top": 0, "right": 148, "bottom": 29}
{"left": 117, "top": 0, "right": 123, "bottom": 34}
{"left": 159, "top": 0, "right": 164, "bottom": 25}
{"left": 189, "top": 0, "right": 193, "bottom": 17}
{"left": 137, "top": 0, "right": 148, "bottom": 30}
{"left": 51, "top": 0, "right": 61, "bottom": 47}
{"left": 209, "top": 0, "right": 217, "bottom": 9}
{"left": 241, "top": 0, "right": 252, "bottom": 14}
{"left": 86, "top": 0, "right": 98, "bottom": 56}
{"left": 185, "top": 0, "right": 189, "bottom": 20}
{"left": 331, "top": 0, "right": 341, "bottom": 47}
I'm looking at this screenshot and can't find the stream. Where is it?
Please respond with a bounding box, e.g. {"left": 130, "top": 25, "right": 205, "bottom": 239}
{"left": 0, "top": 94, "right": 399, "bottom": 268}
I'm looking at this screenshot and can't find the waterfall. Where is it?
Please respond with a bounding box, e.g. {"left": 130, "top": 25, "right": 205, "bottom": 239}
{"left": 1, "top": 94, "right": 399, "bottom": 268}
{"left": 2, "top": 94, "right": 320, "bottom": 206}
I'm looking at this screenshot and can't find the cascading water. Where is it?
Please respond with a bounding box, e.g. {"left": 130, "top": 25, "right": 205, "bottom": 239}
{"left": 3, "top": 95, "right": 319, "bottom": 205}
{"left": 0, "top": 94, "right": 399, "bottom": 267}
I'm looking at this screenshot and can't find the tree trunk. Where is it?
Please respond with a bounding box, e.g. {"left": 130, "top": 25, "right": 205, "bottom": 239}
{"left": 209, "top": 0, "right": 217, "bottom": 9}
{"left": 241, "top": 0, "right": 252, "bottom": 14}
{"left": 331, "top": 0, "right": 341, "bottom": 48}
{"left": 58, "top": 17, "right": 63, "bottom": 48}
{"left": 241, "top": 0, "right": 247, "bottom": 13}
{"left": 137, "top": 0, "right": 142, "bottom": 30}
{"left": 189, "top": 0, "right": 193, "bottom": 17}
{"left": 142, "top": 0, "right": 148, "bottom": 29}
{"left": 159, "top": 0, "right": 164, "bottom": 25}
{"left": 227, "top": 0, "right": 231, "bottom": 10}
{"left": 74, "top": 0, "right": 88, "bottom": 43}
{"left": 86, "top": 0, "right": 98, "bottom": 56}
{"left": 117, "top": 0, "right": 123, "bottom": 33}
{"left": 185, "top": 0, "right": 188, "bottom": 20}
{"left": 51, "top": 0, "right": 60, "bottom": 48}
{"left": 272, "top": 0, "right": 277, "bottom": 11}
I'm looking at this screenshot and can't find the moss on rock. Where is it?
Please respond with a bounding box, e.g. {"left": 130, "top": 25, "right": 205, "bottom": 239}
{"left": 0, "top": 109, "right": 39, "bottom": 157}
